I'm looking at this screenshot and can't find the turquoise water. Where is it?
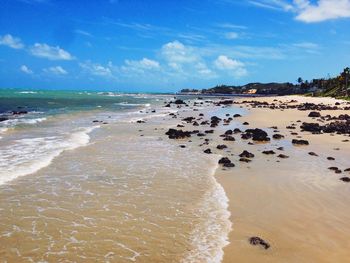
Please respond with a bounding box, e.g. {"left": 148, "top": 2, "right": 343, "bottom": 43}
{"left": 0, "top": 89, "right": 160, "bottom": 114}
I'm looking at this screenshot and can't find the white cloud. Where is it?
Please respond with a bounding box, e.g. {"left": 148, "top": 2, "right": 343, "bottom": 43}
{"left": 248, "top": 0, "right": 350, "bottom": 22}
{"left": 214, "top": 55, "right": 247, "bottom": 77}
{"left": 0, "top": 34, "right": 24, "bottom": 49}
{"left": 43, "top": 66, "right": 68, "bottom": 75}
{"left": 124, "top": 58, "right": 160, "bottom": 70}
{"left": 225, "top": 32, "right": 239, "bottom": 39}
{"left": 293, "top": 42, "right": 319, "bottom": 49}
{"left": 80, "top": 61, "right": 114, "bottom": 77}
{"left": 20, "top": 65, "right": 33, "bottom": 74}
{"left": 294, "top": 0, "right": 350, "bottom": 23}
{"left": 30, "top": 43, "right": 73, "bottom": 60}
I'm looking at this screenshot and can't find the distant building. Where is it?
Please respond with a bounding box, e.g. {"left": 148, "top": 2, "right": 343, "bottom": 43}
{"left": 243, "top": 89, "right": 257, "bottom": 94}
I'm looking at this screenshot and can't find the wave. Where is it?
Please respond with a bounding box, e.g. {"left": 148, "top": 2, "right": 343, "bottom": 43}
{"left": 114, "top": 102, "right": 151, "bottom": 107}
{"left": 0, "top": 126, "right": 99, "bottom": 185}
{"left": 181, "top": 161, "right": 232, "bottom": 263}
{"left": 16, "top": 91, "right": 38, "bottom": 94}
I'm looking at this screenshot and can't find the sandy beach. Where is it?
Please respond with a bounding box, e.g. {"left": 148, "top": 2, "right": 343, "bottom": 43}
{"left": 163, "top": 95, "right": 350, "bottom": 262}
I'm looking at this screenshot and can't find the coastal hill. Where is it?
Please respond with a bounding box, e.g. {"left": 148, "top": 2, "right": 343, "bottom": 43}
{"left": 180, "top": 67, "right": 350, "bottom": 98}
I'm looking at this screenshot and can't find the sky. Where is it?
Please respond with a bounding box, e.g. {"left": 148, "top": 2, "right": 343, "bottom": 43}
{"left": 0, "top": 0, "right": 350, "bottom": 92}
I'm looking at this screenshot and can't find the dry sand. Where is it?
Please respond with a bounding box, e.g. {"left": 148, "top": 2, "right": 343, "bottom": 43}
{"left": 214, "top": 96, "right": 350, "bottom": 263}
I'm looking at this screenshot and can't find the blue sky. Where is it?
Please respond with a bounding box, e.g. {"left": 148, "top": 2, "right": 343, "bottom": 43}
{"left": 1, "top": 0, "right": 350, "bottom": 92}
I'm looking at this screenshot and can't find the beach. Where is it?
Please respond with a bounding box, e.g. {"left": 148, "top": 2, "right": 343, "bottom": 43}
{"left": 0, "top": 91, "right": 350, "bottom": 262}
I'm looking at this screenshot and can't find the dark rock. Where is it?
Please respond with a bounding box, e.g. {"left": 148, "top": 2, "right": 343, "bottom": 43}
{"left": 205, "top": 130, "right": 214, "bottom": 134}
{"left": 245, "top": 128, "right": 270, "bottom": 142}
{"left": 249, "top": 237, "right": 270, "bottom": 250}
{"left": 218, "top": 157, "right": 232, "bottom": 165}
{"left": 204, "top": 149, "right": 212, "bottom": 154}
{"left": 239, "top": 157, "right": 252, "bottom": 163}
{"left": 300, "top": 122, "right": 322, "bottom": 133}
{"left": 239, "top": 150, "right": 255, "bottom": 158}
{"left": 223, "top": 135, "right": 235, "bottom": 141}
{"left": 277, "top": 147, "right": 284, "bottom": 151}
{"left": 327, "top": 157, "right": 335, "bottom": 161}
{"left": 308, "top": 152, "right": 318, "bottom": 156}
{"left": 308, "top": 111, "right": 321, "bottom": 118}
{"left": 233, "top": 128, "right": 242, "bottom": 134}
{"left": 179, "top": 145, "right": 186, "bottom": 148}
{"left": 136, "top": 120, "right": 145, "bottom": 123}
{"left": 277, "top": 154, "right": 289, "bottom": 159}
{"left": 174, "top": 99, "right": 185, "bottom": 105}
{"left": 165, "top": 129, "right": 191, "bottom": 139}
{"left": 233, "top": 114, "right": 242, "bottom": 118}
{"left": 243, "top": 122, "right": 249, "bottom": 125}
{"left": 273, "top": 134, "right": 284, "bottom": 139}
{"left": 340, "top": 177, "right": 350, "bottom": 182}
{"left": 262, "top": 150, "right": 275, "bottom": 155}
{"left": 292, "top": 139, "right": 309, "bottom": 145}
{"left": 223, "top": 162, "right": 235, "bottom": 167}
{"left": 217, "top": 144, "right": 227, "bottom": 150}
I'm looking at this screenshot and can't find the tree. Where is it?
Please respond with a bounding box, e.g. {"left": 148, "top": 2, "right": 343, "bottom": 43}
{"left": 297, "top": 77, "right": 303, "bottom": 85}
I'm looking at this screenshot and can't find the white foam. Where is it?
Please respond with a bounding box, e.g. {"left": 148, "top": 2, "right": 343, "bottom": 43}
{"left": 181, "top": 161, "right": 232, "bottom": 263}
{"left": 0, "top": 126, "right": 99, "bottom": 185}
{"left": 16, "top": 91, "right": 38, "bottom": 94}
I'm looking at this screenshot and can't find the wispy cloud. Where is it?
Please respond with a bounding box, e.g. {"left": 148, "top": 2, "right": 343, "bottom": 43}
{"left": 30, "top": 43, "right": 74, "bottom": 60}
{"left": 43, "top": 66, "right": 68, "bottom": 75}
{"left": 0, "top": 34, "right": 24, "bottom": 49}
{"left": 75, "top": 29, "right": 93, "bottom": 37}
{"left": 20, "top": 65, "right": 33, "bottom": 74}
{"left": 214, "top": 55, "right": 247, "bottom": 77}
{"left": 246, "top": 0, "right": 350, "bottom": 22}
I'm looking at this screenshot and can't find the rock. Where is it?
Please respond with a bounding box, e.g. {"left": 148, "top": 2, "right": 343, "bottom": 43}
{"left": 204, "top": 149, "right": 212, "bottom": 154}
{"left": 219, "top": 157, "right": 231, "bottom": 164}
{"left": 277, "top": 147, "right": 284, "bottom": 151}
{"left": 292, "top": 139, "right": 309, "bottom": 145}
{"left": 273, "top": 134, "right": 284, "bottom": 139}
{"left": 308, "top": 152, "right": 318, "bottom": 156}
{"left": 300, "top": 122, "right": 322, "bottom": 133}
{"left": 234, "top": 128, "right": 242, "bottom": 133}
{"left": 239, "top": 150, "right": 255, "bottom": 158}
{"left": 262, "top": 150, "right": 275, "bottom": 155}
{"left": 205, "top": 130, "right": 214, "bottom": 134}
{"left": 177, "top": 124, "right": 185, "bottom": 128}
{"left": 165, "top": 129, "right": 191, "bottom": 139}
{"left": 249, "top": 237, "right": 270, "bottom": 250}
{"left": 136, "top": 120, "right": 145, "bottom": 123}
{"left": 210, "top": 116, "right": 222, "bottom": 127}
{"left": 308, "top": 111, "right": 321, "bottom": 118}
{"left": 277, "top": 154, "right": 289, "bottom": 159}
{"left": 223, "top": 135, "right": 235, "bottom": 142}
{"left": 243, "top": 122, "right": 249, "bottom": 125}
{"left": 11, "top": 110, "right": 28, "bottom": 115}
{"left": 225, "top": 130, "right": 233, "bottom": 135}
{"left": 327, "top": 157, "right": 335, "bottom": 161}
{"left": 245, "top": 128, "right": 270, "bottom": 142}
{"left": 183, "top": 117, "right": 196, "bottom": 123}
{"left": 179, "top": 145, "right": 186, "bottom": 148}
{"left": 217, "top": 144, "right": 227, "bottom": 150}
{"left": 344, "top": 168, "right": 350, "bottom": 172}
{"left": 328, "top": 167, "right": 339, "bottom": 171}
{"left": 233, "top": 114, "right": 242, "bottom": 118}
{"left": 239, "top": 157, "right": 252, "bottom": 163}
{"left": 174, "top": 99, "right": 185, "bottom": 105}
{"left": 223, "top": 162, "right": 235, "bottom": 167}
{"left": 340, "top": 177, "right": 350, "bottom": 182}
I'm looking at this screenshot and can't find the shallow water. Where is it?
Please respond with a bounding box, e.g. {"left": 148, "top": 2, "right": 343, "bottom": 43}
{"left": 0, "top": 92, "right": 232, "bottom": 262}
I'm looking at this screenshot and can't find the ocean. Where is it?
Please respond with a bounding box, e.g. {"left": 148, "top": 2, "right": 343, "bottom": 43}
{"left": 0, "top": 89, "right": 231, "bottom": 262}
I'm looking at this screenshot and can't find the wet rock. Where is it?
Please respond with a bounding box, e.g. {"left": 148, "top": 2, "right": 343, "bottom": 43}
{"left": 210, "top": 116, "right": 222, "bottom": 127}
{"left": 262, "top": 150, "right": 275, "bottom": 155}
{"left": 300, "top": 123, "right": 322, "bottom": 133}
{"left": 239, "top": 150, "right": 255, "bottom": 158}
{"left": 249, "top": 237, "right": 270, "bottom": 250}
{"left": 218, "top": 157, "right": 234, "bottom": 168}
{"left": 340, "top": 177, "right": 350, "bottom": 182}
{"left": 245, "top": 128, "right": 270, "bottom": 142}
{"left": 233, "top": 114, "right": 242, "bottom": 118}
{"left": 179, "top": 145, "right": 186, "bottom": 148}
{"left": 165, "top": 129, "right": 191, "bottom": 139}
{"left": 136, "top": 120, "right": 146, "bottom": 123}
{"left": 177, "top": 124, "right": 185, "bottom": 128}
{"left": 243, "top": 122, "right": 249, "bottom": 125}
{"left": 327, "top": 157, "right": 335, "bottom": 161}
{"left": 174, "top": 99, "right": 185, "bottom": 105}
{"left": 344, "top": 168, "right": 350, "bottom": 172}
{"left": 277, "top": 154, "right": 289, "bottom": 159}
{"left": 233, "top": 128, "right": 242, "bottom": 134}
{"left": 217, "top": 144, "right": 228, "bottom": 150}
{"left": 183, "top": 117, "right": 196, "bottom": 123}
{"left": 308, "top": 111, "right": 321, "bottom": 118}
{"left": 197, "top": 133, "right": 206, "bottom": 137}
{"left": 12, "top": 110, "right": 28, "bottom": 115}
{"left": 308, "top": 152, "right": 318, "bottom": 156}
{"left": 223, "top": 162, "right": 235, "bottom": 167}
{"left": 277, "top": 147, "right": 284, "bottom": 151}
{"left": 239, "top": 157, "right": 252, "bottom": 163}
{"left": 225, "top": 130, "right": 233, "bottom": 135}
{"left": 204, "top": 149, "right": 212, "bottom": 154}
{"left": 205, "top": 130, "right": 214, "bottom": 134}
{"left": 292, "top": 139, "right": 309, "bottom": 145}
{"left": 223, "top": 135, "right": 235, "bottom": 141}
{"left": 273, "top": 134, "right": 284, "bottom": 139}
